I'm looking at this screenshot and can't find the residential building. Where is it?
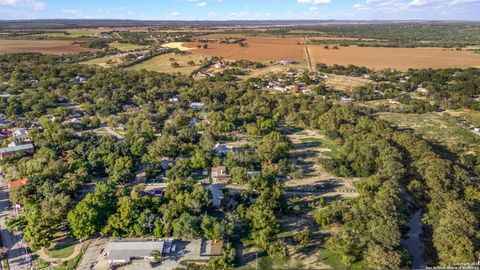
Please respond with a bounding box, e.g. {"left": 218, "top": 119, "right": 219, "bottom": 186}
{"left": 104, "top": 240, "right": 165, "bottom": 264}
{"left": 7, "top": 178, "right": 27, "bottom": 189}
{"left": 12, "top": 129, "right": 30, "bottom": 142}
{"left": 212, "top": 143, "right": 231, "bottom": 156}
{"left": 211, "top": 166, "right": 231, "bottom": 183}
{"left": 208, "top": 184, "right": 225, "bottom": 208}
{"left": 190, "top": 102, "right": 205, "bottom": 110}
{"left": 0, "top": 143, "right": 34, "bottom": 160}
{"left": 200, "top": 239, "right": 225, "bottom": 257}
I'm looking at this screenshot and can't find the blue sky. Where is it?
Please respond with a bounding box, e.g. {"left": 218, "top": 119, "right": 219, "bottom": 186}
{"left": 0, "top": 0, "right": 479, "bottom": 20}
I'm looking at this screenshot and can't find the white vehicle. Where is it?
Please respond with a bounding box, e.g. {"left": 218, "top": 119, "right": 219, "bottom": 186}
{"left": 171, "top": 244, "right": 176, "bottom": 253}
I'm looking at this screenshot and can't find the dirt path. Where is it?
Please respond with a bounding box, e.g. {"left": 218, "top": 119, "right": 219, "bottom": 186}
{"left": 304, "top": 37, "right": 313, "bottom": 72}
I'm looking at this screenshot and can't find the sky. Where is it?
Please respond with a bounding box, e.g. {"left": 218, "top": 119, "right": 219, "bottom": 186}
{"left": 0, "top": 0, "right": 479, "bottom": 21}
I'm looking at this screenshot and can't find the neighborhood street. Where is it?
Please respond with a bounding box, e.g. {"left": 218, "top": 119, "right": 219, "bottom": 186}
{"left": 0, "top": 173, "right": 31, "bottom": 270}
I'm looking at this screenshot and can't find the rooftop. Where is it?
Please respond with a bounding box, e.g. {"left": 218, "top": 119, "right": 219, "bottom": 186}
{"left": 0, "top": 143, "right": 34, "bottom": 154}
{"left": 105, "top": 241, "right": 165, "bottom": 262}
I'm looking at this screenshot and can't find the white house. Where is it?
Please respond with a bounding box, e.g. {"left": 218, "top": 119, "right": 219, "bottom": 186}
{"left": 190, "top": 102, "right": 205, "bottom": 110}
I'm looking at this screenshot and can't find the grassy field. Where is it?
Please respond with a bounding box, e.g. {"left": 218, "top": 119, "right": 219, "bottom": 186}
{"left": 128, "top": 53, "right": 204, "bottom": 74}
{"left": 81, "top": 55, "right": 123, "bottom": 67}
{"left": 445, "top": 109, "right": 480, "bottom": 127}
{"left": 324, "top": 74, "right": 372, "bottom": 92}
{"left": 162, "top": 42, "right": 192, "bottom": 51}
{"left": 377, "top": 112, "right": 480, "bottom": 150}
{"left": 109, "top": 41, "right": 147, "bottom": 51}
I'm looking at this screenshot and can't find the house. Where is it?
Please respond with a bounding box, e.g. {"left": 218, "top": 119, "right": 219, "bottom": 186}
{"left": 189, "top": 118, "right": 203, "bottom": 127}
{"left": 200, "top": 239, "right": 225, "bottom": 257}
{"left": 211, "top": 166, "right": 231, "bottom": 183}
{"left": 417, "top": 85, "right": 428, "bottom": 94}
{"left": 160, "top": 158, "right": 171, "bottom": 170}
{"left": 302, "top": 89, "right": 313, "bottom": 95}
{"left": 190, "top": 102, "right": 205, "bottom": 110}
{"left": 7, "top": 141, "right": 20, "bottom": 148}
{"left": 104, "top": 240, "right": 165, "bottom": 264}
{"left": 212, "top": 143, "right": 232, "bottom": 156}
{"left": 12, "top": 129, "right": 30, "bottom": 142}
{"left": 208, "top": 184, "right": 225, "bottom": 208}
{"left": 168, "top": 95, "right": 180, "bottom": 103}
{"left": 73, "top": 76, "right": 87, "bottom": 83}
{"left": 7, "top": 178, "right": 27, "bottom": 189}
{"left": 0, "top": 143, "right": 34, "bottom": 160}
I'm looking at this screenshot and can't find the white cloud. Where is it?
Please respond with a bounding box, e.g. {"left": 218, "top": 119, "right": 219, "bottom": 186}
{"left": 298, "top": 0, "right": 331, "bottom": 5}
{"left": 196, "top": 2, "right": 207, "bottom": 7}
{"left": 450, "top": 0, "right": 480, "bottom": 4}
{"left": 0, "top": 0, "right": 45, "bottom": 10}
{"left": 170, "top": 11, "right": 180, "bottom": 17}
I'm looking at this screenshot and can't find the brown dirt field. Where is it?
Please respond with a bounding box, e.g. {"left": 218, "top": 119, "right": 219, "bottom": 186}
{"left": 184, "top": 36, "right": 306, "bottom": 62}
{"left": 309, "top": 46, "right": 480, "bottom": 71}
{"left": 185, "top": 37, "right": 480, "bottom": 70}
{"left": 0, "top": 40, "right": 94, "bottom": 55}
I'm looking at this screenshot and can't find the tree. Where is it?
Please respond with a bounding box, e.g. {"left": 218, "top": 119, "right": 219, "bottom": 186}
{"left": 255, "top": 131, "right": 289, "bottom": 163}
{"left": 433, "top": 201, "right": 478, "bottom": 266}
{"left": 364, "top": 244, "right": 402, "bottom": 269}
{"left": 171, "top": 62, "right": 180, "bottom": 68}
{"left": 67, "top": 183, "right": 116, "bottom": 240}
{"left": 108, "top": 156, "right": 135, "bottom": 184}
{"left": 172, "top": 213, "right": 200, "bottom": 239}
{"left": 293, "top": 227, "right": 312, "bottom": 246}
{"left": 201, "top": 215, "right": 225, "bottom": 242}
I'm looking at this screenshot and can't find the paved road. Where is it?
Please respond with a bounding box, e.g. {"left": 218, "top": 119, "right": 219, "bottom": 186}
{"left": 77, "top": 237, "right": 109, "bottom": 270}
{"left": 0, "top": 174, "right": 31, "bottom": 270}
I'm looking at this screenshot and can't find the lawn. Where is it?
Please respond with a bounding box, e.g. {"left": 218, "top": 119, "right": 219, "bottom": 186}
{"left": 377, "top": 112, "right": 480, "bottom": 151}
{"left": 109, "top": 41, "right": 147, "bottom": 51}
{"left": 44, "top": 242, "right": 76, "bottom": 259}
{"left": 317, "top": 248, "right": 363, "bottom": 269}
{"left": 299, "top": 136, "right": 343, "bottom": 159}
{"left": 128, "top": 53, "right": 204, "bottom": 74}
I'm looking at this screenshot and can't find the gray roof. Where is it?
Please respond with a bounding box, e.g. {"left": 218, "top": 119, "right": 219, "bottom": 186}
{"left": 105, "top": 241, "right": 164, "bottom": 262}
{"left": 0, "top": 143, "right": 34, "bottom": 154}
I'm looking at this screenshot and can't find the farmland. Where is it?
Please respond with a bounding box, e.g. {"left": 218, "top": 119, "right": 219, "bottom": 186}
{"left": 182, "top": 36, "right": 480, "bottom": 70}
{"left": 309, "top": 46, "right": 480, "bottom": 71}
{"left": 0, "top": 40, "right": 94, "bottom": 55}
{"left": 184, "top": 37, "right": 307, "bottom": 62}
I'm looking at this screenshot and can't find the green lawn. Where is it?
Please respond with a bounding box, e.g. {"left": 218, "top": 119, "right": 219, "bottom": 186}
{"left": 109, "top": 42, "right": 148, "bottom": 51}
{"left": 317, "top": 248, "right": 363, "bottom": 269}
{"left": 128, "top": 53, "right": 204, "bottom": 74}
{"left": 377, "top": 112, "right": 480, "bottom": 151}
{"left": 44, "top": 242, "right": 76, "bottom": 259}
{"left": 299, "top": 136, "right": 343, "bottom": 159}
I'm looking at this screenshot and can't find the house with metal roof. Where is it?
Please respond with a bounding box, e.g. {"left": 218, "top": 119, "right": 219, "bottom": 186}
{"left": 0, "top": 143, "right": 34, "bottom": 160}
{"left": 104, "top": 240, "right": 165, "bottom": 264}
